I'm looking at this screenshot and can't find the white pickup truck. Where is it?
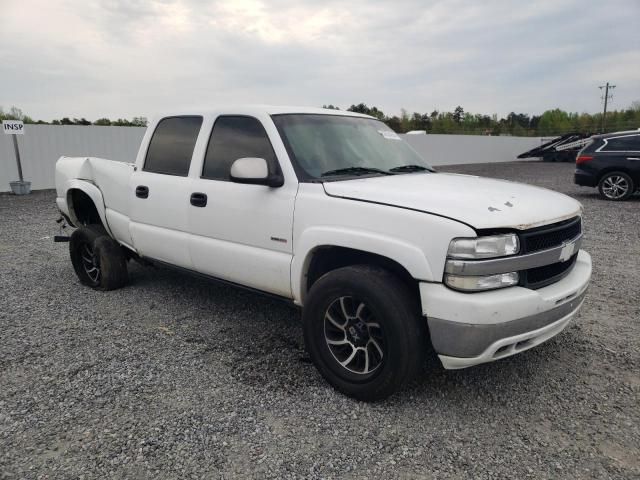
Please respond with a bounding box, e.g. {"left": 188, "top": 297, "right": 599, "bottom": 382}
{"left": 55, "top": 106, "right": 591, "bottom": 400}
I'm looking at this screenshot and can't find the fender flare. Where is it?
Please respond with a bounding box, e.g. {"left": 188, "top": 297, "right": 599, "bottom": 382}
{"left": 291, "top": 226, "right": 434, "bottom": 304}
{"left": 65, "top": 179, "right": 114, "bottom": 237}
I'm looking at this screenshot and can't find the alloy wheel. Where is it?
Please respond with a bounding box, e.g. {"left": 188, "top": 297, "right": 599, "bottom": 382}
{"left": 602, "top": 175, "right": 630, "bottom": 200}
{"left": 80, "top": 243, "right": 101, "bottom": 283}
{"left": 324, "top": 296, "right": 385, "bottom": 375}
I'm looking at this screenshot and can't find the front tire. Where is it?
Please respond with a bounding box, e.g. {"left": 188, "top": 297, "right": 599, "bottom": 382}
{"left": 598, "top": 171, "right": 634, "bottom": 201}
{"left": 69, "top": 226, "right": 128, "bottom": 290}
{"left": 303, "top": 265, "right": 427, "bottom": 401}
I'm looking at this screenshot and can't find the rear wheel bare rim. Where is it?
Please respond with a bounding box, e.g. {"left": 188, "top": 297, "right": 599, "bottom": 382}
{"left": 324, "top": 296, "right": 385, "bottom": 375}
{"left": 602, "top": 175, "right": 629, "bottom": 199}
{"left": 80, "top": 243, "right": 100, "bottom": 283}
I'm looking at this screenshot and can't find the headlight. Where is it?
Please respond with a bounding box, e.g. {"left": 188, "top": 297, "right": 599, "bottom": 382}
{"left": 445, "top": 272, "right": 519, "bottom": 292}
{"left": 444, "top": 233, "right": 520, "bottom": 292}
{"left": 447, "top": 234, "right": 519, "bottom": 259}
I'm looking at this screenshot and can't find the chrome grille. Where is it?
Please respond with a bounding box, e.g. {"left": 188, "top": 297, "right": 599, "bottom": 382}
{"left": 519, "top": 217, "right": 581, "bottom": 289}
{"left": 522, "top": 253, "right": 578, "bottom": 289}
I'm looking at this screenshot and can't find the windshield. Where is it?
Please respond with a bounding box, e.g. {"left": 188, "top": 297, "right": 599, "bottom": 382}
{"left": 271, "top": 114, "right": 433, "bottom": 180}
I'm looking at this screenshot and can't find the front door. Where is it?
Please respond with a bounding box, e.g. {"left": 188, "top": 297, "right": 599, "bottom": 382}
{"left": 187, "top": 115, "right": 297, "bottom": 297}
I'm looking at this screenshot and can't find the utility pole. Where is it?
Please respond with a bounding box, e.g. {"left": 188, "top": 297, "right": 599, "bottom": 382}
{"left": 598, "top": 82, "right": 616, "bottom": 132}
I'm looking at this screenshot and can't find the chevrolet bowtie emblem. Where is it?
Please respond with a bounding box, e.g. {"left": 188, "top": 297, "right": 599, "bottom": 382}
{"left": 559, "top": 242, "right": 575, "bottom": 262}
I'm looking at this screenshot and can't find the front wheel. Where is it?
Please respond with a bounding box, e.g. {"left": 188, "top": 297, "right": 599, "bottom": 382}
{"left": 69, "top": 226, "right": 128, "bottom": 290}
{"left": 598, "top": 171, "right": 634, "bottom": 201}
{"left": 303, "top": 265, "right": 427, "bottom": 401}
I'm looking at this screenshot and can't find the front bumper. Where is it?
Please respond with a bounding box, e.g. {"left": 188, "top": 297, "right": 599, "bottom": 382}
{"left": 420, "top": 250, "right": 591, "bottom": 369}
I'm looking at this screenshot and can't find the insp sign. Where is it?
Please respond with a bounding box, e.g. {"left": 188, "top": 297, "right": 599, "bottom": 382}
{"left": 2, "top": 120, "right": 25, "bottom": 135}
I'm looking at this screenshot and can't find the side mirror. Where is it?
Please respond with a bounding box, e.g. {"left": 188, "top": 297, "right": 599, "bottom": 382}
{"left": 230, "top": 157, "right": 283, "bottom": 187}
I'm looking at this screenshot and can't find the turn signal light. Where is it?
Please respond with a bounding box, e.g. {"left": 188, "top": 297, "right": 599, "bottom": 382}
{"left": 576, "top": 155, "right": 593, "bottom": 165}
{"left": 445, "top": 272, "right": 519, "bottom": 292}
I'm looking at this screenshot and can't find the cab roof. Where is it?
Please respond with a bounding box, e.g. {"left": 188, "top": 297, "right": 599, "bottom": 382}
{"left": 595, "top": 128, "right": 640, "bottom": 139}
{"left": 151, "top": 105, "right": 375, "bottom": 120}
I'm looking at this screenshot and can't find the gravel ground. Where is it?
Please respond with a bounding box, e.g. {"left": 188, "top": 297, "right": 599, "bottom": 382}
{"left": 1, "top": 161, "right": 638, "bottom": 479}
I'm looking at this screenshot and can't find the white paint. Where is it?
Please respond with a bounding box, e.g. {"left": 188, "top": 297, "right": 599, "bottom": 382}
{"left": 322, "top": 171, "right": 582, "bottom": 230}
{"left": 128, "top": 170, "right": 193, "bottom": 269}
{"left": 431, "top": 250, "right": 591, "bottom": 369}
{"left": 61, "top": 177, "right": 113, "bottom": 237}
{"left": 291, "top": 182, "right": 472, "bottom": 301}
{"left": 2, "top": 120, "right": 24, "bottom": 135}
{"left": 419, "top": 251, "right": 591, "bottom": 325}
{"left": 52, "top": 106, "right": 591, "bottom": 371}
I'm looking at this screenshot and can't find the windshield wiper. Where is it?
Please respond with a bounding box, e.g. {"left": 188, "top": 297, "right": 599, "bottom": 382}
{"left": 388, "top": 164, "right": 431, "bottom": 173}
{"left": 321, "top": 166, "right": 392, "bottom": 177}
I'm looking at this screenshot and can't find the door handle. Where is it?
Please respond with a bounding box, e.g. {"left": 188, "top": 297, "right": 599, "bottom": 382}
{"left": 190, "top": 192, "right": 207, "bottom": 207}
{"left": 136, "top": 185, "right": 149, "bottom": 198}
{"left": 627, "top": 157, "right": 640, "bottom": 161}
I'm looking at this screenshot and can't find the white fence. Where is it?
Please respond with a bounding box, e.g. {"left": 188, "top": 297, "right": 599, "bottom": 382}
{"left": 401, "top": 133, "right": 542, "bottom": 166}
{"left": 0, "top": 125, "right": 145, "bottom": 191}
{"left": 0, "top": 125, "right": 543, "bottom": 192}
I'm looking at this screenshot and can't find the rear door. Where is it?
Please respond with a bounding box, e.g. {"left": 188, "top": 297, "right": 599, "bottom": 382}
{"left": 187, "top": 115, "right": 297, "bottom": 297}
{"left": 599, "top": 133, "right": 640, "bottom": 183}
{"left": 129, "top": 116, "right": 203, "bottom": 269}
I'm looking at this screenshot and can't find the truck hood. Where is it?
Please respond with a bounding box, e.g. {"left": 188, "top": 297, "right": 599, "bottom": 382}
{"left": 322, "top": 172, "right": 582, "bottom": 230}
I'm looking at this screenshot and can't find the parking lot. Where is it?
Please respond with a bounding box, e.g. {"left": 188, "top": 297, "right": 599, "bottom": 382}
{"left": 1, "top": 161, "right": 638, "bottom": 479}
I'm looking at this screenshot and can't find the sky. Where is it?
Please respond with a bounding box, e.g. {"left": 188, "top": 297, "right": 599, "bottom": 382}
{"left": 1, "top": 0, "right": 639, "bottom": 121}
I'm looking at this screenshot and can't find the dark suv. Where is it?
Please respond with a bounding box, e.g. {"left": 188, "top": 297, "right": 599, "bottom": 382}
{"left": 574, "top": 130, "right": 640, "bottom": 200}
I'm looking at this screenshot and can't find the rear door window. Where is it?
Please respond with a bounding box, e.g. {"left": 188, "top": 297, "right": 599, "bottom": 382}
{"left": 144, "top": 116, "right": 203, "bottom": 176}
{"left": 602, "top": 135, "right": 640, "bottom": 152}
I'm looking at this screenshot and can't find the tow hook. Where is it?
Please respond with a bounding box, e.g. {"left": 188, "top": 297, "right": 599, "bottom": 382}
{"left": 54, "top": 216, "right": 71, "bottom": 242}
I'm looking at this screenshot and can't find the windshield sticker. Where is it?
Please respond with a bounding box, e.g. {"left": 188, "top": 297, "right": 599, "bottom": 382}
{"left": 378, "top": 130, "right": 401, "bottom": 140}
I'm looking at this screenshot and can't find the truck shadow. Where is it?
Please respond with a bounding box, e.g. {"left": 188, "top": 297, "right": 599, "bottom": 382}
{"left": 573, "top": 191, "right": 640, "bottom": 202}
{"left": 405, "top": 343, "right": 571, "bottom": 403}
{"left": 127, "top": 261, "right": 580, "bottom": 408}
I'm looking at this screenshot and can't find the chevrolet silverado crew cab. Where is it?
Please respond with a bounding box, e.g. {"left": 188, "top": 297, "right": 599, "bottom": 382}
{"left": 55, "top": 106, "right": 592, "bottom": 401}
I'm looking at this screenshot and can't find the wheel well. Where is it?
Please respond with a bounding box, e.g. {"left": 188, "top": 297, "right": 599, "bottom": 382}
{"left": 597, "top": 167, "right": 636, "bottom": 185}
{"left": 68, "top": 189, "right": 103, "bottom": 227}
{"left": 305, "top": 246, "right": 420, "bottom": 302}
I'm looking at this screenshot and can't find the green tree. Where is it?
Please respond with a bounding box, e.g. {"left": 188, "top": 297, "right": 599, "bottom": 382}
{"left": 131, "top": 116, "right": 148, "bottom": 127}
{"left": 453, "top": 106, "right": 464, "bottom": 124}
{"left": 347, "top": 103, "right": 369, "bottom": 114}
{"left": 0, "top": 106, "right": 25, "bottom": 120}
{"left": 386, "top": 116, "right": 401, "bottom": 132}
{"left": 347, "top": 103, "right": 385, "bottom": 120}
{"left": 3, "top": 102, "right": 637, "bottom": 136}
{"left": 537, "top": 109, "right": 572, "bottom": 135}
